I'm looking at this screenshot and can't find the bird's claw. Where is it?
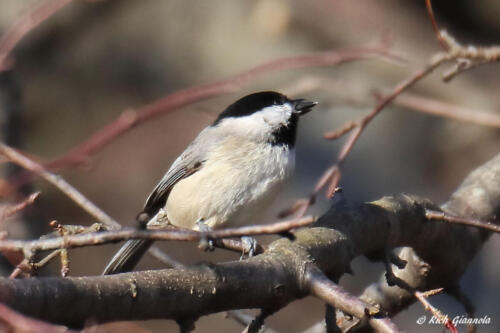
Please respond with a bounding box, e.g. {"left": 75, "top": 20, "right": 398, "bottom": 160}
{"left": 196, "top": 219, "right": 215, "bottom": 252}
{"left": 240, "top": 236, "right": 257, "bottom": 260}
{"left": 198, "top": 238, "right": 215, "bottom": 252}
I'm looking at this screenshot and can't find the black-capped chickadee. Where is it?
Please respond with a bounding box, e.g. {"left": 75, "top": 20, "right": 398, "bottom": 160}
{"left": 103, "top": 91, "right": 316, "bottom": 275}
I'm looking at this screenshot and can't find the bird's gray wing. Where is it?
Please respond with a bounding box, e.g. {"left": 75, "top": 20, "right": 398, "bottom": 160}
{"left": 141, "top": 129, "right": 213, "bottom": 218}
{"left": 103, "top": 156, "right": 201, "bottom": 275}
{"left": 103, "top": 128, "right": 217, "bottom": 275}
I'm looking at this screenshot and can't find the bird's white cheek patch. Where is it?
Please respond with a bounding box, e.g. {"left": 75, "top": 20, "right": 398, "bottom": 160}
{"left": 259, "top": 105, "right": 292, "bottom": 127}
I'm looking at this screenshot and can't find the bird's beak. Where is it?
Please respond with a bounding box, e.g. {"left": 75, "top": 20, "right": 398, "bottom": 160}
{"left": 292, "top": 99, "right": 318, "bottom": 115}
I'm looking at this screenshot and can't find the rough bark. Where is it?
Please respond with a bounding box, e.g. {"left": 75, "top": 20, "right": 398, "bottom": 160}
{"left": 0, "top": 154, "right": 496, "bottom": 329}
{"left": 339, "top": 153, "right": 500, "bottom": 331}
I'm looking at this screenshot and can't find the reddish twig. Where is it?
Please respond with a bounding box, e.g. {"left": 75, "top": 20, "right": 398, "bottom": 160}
{"left": 391, "top": 92, "right": 500, "bottom": 128}
{"left": 333, "top": 54, "right": 447, "bottom": 164}
{"left": 284, "top": 27, "right": 500, "bottom": 217}
{"left": 446, "top": 286, "right": 477, "bottom": 333}
{"left": 323, "top": 121, "right": 357, "bottom": 140}
{"left": 0, "top": 142, "right": 121, "bottom": 230}
{"left": 425, "top": 209, "right": 500, "bottom": 233}
{"left": 277, "top": 198, "right": 314, "bottom": 219}
{"left": 305, "top": 265, "right": 401, "bottom": 333}
{"left": 281, "top": 54, "right": 449, "bottom": 217}
{"left": 8, "top": 258, "right": 30, "bottom": 279}
{"left": 439, "top": 31, "right": 500, "bottom": 82}
{"left": 9, "top": 249, "right": 62, "bottom": 279}
{"left": 0, "top": 191, "right": 40, "bottom": 222}
{"left": 415, "top": 289, "right": 458, "bottom": 333}
{"left": 0, "top": 216, "right": 316, "bottom": 253}
{"left": 43, "top": 46, "right": 400, "bottom": 171}
{"left": 332, "top": 43, "right": 497, "bottom": 192}
{"left": 425, "top": 0, "right": 449, "bottom": 51}
{"left": 286, "top": 76, "right": 500, "bottom": 130}
{"left": 0, "top": 0, "right": 74, "bottom": 71}
{"left": 0, "top": 142, "right": 181, "bottom": 268}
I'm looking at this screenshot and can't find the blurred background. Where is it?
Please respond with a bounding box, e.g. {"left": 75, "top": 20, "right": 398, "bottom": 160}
{"left": 0, "top": 0, "right": 499, "bottom": 332}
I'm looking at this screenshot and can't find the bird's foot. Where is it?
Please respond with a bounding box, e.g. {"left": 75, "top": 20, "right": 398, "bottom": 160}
{"left": 196, "top": 219, "right": 215, "bottom": 252}
{"left": 240, "top": 236, "right": 257, "bottom": 260}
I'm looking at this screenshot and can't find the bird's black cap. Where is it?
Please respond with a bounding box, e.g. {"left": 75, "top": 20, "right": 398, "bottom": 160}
{"left": 212, "top": 91, "right": 316, "bottom": 146}
{"left": 213, "top": 91, "right": 288, "bottom": 125}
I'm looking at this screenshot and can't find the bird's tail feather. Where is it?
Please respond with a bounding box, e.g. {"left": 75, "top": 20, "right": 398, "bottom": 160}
{"left": 102, "top": 239, "right": 154, "bottom": 275}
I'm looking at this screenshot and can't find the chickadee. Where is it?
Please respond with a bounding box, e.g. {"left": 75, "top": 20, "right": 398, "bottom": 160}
{"left": 103, "top": 91, "right": 316, "bottom": 275}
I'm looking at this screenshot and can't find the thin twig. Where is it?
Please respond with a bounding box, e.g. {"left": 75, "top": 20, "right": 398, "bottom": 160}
{"left": 0, "top": 142, "right": 180, "bottom": 268}
{"left": 33, "top": 249, "right": 62, "bottom": 269}
{"left": 0, "top": 216, "right": 316, "bottom": 253}
{"left": 425, "top": 0, "right": 449, "bottom": 51}
{"left": 282, "top": 53, "right": 449, "bottom": 217}
{"left": 440, "top": 30, "right": 500, "bottom": 82}
{"left": 286, "top": 76, "right": 500, "bottom": 131}
{"left": 8, "top": 258, "right": 29, "bottom": 279}
{"left": 284, "top": 28, "right": 500, "bottom": 216}
{"left": 0, "top": 0, "right": 74, "bottom": 71}
{"left": 425, "top": 209, "right": 500, "bottom": 233}
{"left": 214, "top": 238, "right": 266, "bottom": 256}
{"left": 446, "top": 285, "right": 477, "bottom": 333}
{"left": 415, "top": 289, "right": 458, "bottom": 333}
{"left": 10, "top": 249, "right": 63, "bottom": 279}
{"left": 305, "top": 265, "right": 401, "bottom": 333}
{"left": 333, "top": 54, "right": 448, "bottom": 176}
{"left": 323, "top": 121, "right": 357, "bottom": 140}
{"left": 0, "top": 191, "right": 40, "bottom": 222}
{"left": 0, "top": 142, "right": 121, "bottom": 230}
{"left": 43, "top": 46, "right": 400, "bottom": 171}
{"left": 392, "top": 92, "right": 500, "bottom": 128}
{"left": 58, "top": 246, "right": 70, "bottom": 277}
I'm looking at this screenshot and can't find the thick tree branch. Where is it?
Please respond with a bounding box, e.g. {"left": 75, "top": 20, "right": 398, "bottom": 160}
{"left": 338, "top": 153, "right": 500, "bottom": 331}
{"left": 306, "top": 265, "right": 400, "bottom": 333}
{"left": 0, "top": 153, "right": 495, "bottom": 329}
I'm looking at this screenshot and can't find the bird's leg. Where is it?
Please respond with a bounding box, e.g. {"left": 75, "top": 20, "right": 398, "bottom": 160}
{"left": 240, "top": 236, "right": 258, "bottom": 260}
{"left": 196, "top": 219, "right": 215, "bottom": 252}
